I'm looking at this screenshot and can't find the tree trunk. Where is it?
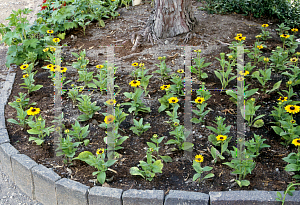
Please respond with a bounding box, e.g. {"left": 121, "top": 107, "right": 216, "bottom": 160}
{"left": 153, "top": 0, "right": 195, "bottom": 38}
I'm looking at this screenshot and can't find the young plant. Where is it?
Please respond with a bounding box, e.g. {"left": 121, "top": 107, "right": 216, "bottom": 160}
{"left": 192, "top": 154, "right": 214, "bottom": 183}
{"left": 73, "top": 149, "right": 117, "bottom": 184}
{"left": 252, "top": 67, "right": 281, "bottom": 94}
{"left": 276, "top": 182, "right": 300, "bottom": 205}
{"left": 191, "top": 49, "right": 211, "bottom": 81}
{"left": 214, "top": 53, "right": 236, "bottom": 90}
{"left": 122, "top": 85, "right": 151, "bottom": 116}
{"left": 20, "top": 71, "right": 43, "bottom": 94}
{"left": 56, "top": 130, "right": 82, "bottom": 165}
{"left": 245, "top": 134, "right": 270, "bottom": 157}
{"left": 191, "top": 96, "right": 211, "bottom": 124}
{"left": 27, "top": 109, "right": 54, "bottom": 145}
{"left": 67, "top": 87, "right": 79, "bottom": 108}
{"left": 226, "top": 84, "right": 258, "bottom": 105}
{"left": 71, "top": 49, "right": 89, "bottom": 71}
{"left": 147, "top": 134, "right": 172, "bottom": 163}
{"left": 165, "top": 125, "right": 194, "bottom": 151}
{"left": 259, "top": 24, "right": 272, "bottom": 41}
{"left": 130, "top": 118, "right": 151, "bottom": 136}
{"left": 130, "top": 148, "right": 163, "bottom": 181}
{"left": 282, "top": 138, "right": 300, "bottom": 180}
{"left": 68, "top": 120, "right": 90, "bottom": 142}
{"left": 209, "top": 135, "right": 232, "bottom": 163}
{"left": 7, "top": 106, "right": 32, "bottom": 129}
{"left": 153, "top": 56, "right": 172, "bottom": 82}
{"left": 77, "top": 95, "right": 100, "bottom": 121}
{"left": 169, "top": 73, "right": 185, "bottom": 97}
{"left": 242, "top": 98, "right": 265, "bottom": 128}
{"left": 269, "top": 46, "right": 289, "bottom": 73}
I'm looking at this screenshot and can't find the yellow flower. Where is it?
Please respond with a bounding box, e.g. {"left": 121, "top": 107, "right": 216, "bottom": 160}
{"left": 139, "top": 63, "right": 144, "bottom": 67}
{"left": 132, "top": 62, "right": 138, "bottom": 67}
{"left": 60, "top": 67, "right": 67, "bottom": 73}
{"left": 194, "top": 49, "right": 201, "bottom": 53}
{"left": 20, "top": 64, "right": 29, "bottom": 70}
{"left": 291, "top": 119, "right": 296, "bottom": 124}
{"left": 216, "top": 135, "right": 227, "bottom": 141}
{"left": 47, "top": 30, "right": 54, "bottom": 34}
{"left": 257, "top": 45, "right": 263, "bottom": 50}
{"left": 236, "top": 33, "right": 243, "bottom": 37}
{"left": 195, "top": 97, "right": 205, "bottom": 104}
{"left": 168, "top": 97, "right": 179, "bottom": 104}
{"left": 23, "top": 74, "right": 29, "bottom": 78}
{"left": 43, "top": 48, "right": 49, "bottom": 52}
{"left": 104, "top": 115, "right": 115, "bottom": 124}
{"left": 173, "top": 122, "right": 179, "bottom": 127}
{"left": 280, "top": 34, "right": 290, "bottom": 38}
{"left": 237, "top": 76, "right": 244, "bottom": 81}
{"left": 296, "top": 52, "right": 300, "bottom": 56}
{"left": 158, "top": 57, "right": 163, "bottom": 60}
{"left": 255, "top": 35, "right": 262, "bottom": 38}
{"left": 129, "top": 80, "right": 140, "bottom": 87}
{"left": 27, "top": 107, "right": 40, "bottom": 116}
{"left": 50, "top": 47, "right": 56, "bottom": 52}
{"left": 239, "top": 70, "right": 249, "bottom": 76}
{"left": 96, "top": 148, "right": 105, "bottom": 155}
{"left": 290, "top": 57, "right": 298, "bottom": 62}
{"left": 235, "top": 34, "right": 246, "bottom": 41}
{"left": 153, "top": 134, "right": 158, "bottom": 138}
{"left": 228, "top": 55, "right": 233, "bottom": 59}
{"left": 264, "top": 57, "right": 269, "bottom": 62}
{"left": 46, "top": 64, "right": 54, "bottom": 69}
{"left": 292, "top": 138, "right": 300, "bottom": 146}
{"left": 53, "top": 38, "right": 60, "bottom": 43}
{"left": 287, "top": 81, "right": 293, "bottom": 85}
{"left": 262, "top": 24, "right": 269, "bottom": 27}
{"left": 65, "top": 129, "right": 70, "bottom": 134}
{"left": 291, "top": 28, "right": 298, "bottom": 32}
{"left": 285, "top": 105, "right": 300, "bottom": 114}
{"left": 160, "top": 84, "right": 170, "bottom": 90}
{"left": 96, "top": 65, "right": 104, "bottom": 69}
{"left": 177, "top": 69, "right": 184, "bottom": 73}
{"left": 278, "top": 96, "right": 287, "bottom": 102}
{"left": 106, "top": 99, "right": 116, "bottom": 105}
{"left": 16, "top": 98, "right": 21, "bottom": 102}
{"left": 195, "top": 154, "right": 204, "bottom": 163}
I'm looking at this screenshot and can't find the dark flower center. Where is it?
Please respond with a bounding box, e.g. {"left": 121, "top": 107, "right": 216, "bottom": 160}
{"left": 31, "top": 109, "right": 36, "bottom": 112}
{"left": 220, "top": 137, "right": 224, "bottom": 140}
{"left": 297, "top": 140, "right": 300, "bottom": 143}
{"left": 291, "top": 106, "right": 295, "bottom": 110}
{"left": 172, "top": 100, "right": 175, "bottom": 102}
{"left": 280, "top": 97, "right": 284, "bottom": 100}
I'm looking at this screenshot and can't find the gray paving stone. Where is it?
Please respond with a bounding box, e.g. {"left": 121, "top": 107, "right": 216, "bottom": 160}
{"left": 165, "top": 190, "right": 209, "bottom": 205}
{"left": 122, "top": 189, "right": 164, "bottom": 205}
{"left": 209, "top": 190, "right": 300, "bottom": 205}
{"left": 0, "top": 128, "right": 9, "bottom": 144}
{"left": 11, "top": 154, "right": 38, "bottom": 199}
{"left": 0, "top": 143, "right": 19, "bottom": 179}
{"left": 55, "top": 178, "right": 89, "bottom": 205}
{"left": 32, "top": 164, "right": 61, "bottom": 205}
{"left": 88, "top": 186, "right": 123, "bottom": 205}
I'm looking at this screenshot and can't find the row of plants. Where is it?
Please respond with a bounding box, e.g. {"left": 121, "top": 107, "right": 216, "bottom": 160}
{"left": 6, "top": 23, "right": 300, "bottom": 190}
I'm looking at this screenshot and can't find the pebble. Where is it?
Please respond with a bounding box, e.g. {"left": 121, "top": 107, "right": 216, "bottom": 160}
{"left": 275, "top": 168, "right": 279, "bottom": 172}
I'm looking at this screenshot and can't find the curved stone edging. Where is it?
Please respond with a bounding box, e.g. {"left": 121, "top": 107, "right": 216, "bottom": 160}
{"left": 1, "top": 70, "right": 300, "bottom": 205}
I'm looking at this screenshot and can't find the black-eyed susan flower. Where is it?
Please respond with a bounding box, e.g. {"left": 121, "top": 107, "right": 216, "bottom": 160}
{"left": 47, "top": 30, "right": 54, "bottom": 34}
{"left": 236, "top": 33, "right": 242, "bottom": 37}
{"left": 195, "top": 154, "right": 204, "bottom": 163}
{"left": 235, "top": 34, "right": 246, "bottom": 41}
{"left": 278, "top": 96, "right": 287, "bottom": 102}
{"left": 23, "top": 74, "right": 29, "bottom": 78}
{"left": 194, "top": 49, "right": 201, "bottom": 53}
{"left": 160, "top": 84, "right": 170, "bottom": 90}
{"left": 50, "top": 47, "right": 56, "bottom": 52}
{"left": 96, "top": 148, "right": 105, "bottom": 155}
{"left": 239, "top": 70, "right": 249, "bottom": 76}
{"left": 168, "top": 97, "right": 178, "bottom": 104}
{"left": 177, "top": 69, "right": 184, "bottom": 74}
{"left": 228, "top": 55, "right": 233, "bottom": 59}
{"left": 291, "top": 28, "right": 298, "bottom": 32}
{"left": 153, "top": 134, "right": 158, "bottom": 138}
{"left": 16, "top": 98, "right": 21, "bottom": 102}
{"left": 285, "top": 105, "right": 300, "bottom": 114}
{"left": 290, "top": 57, "right": 298, "bottom": 63}
{"left": 257, "top": 45, "right": 263, "bottom": 50}
{"left": 27, "top": 107, "right": 40, "bottom": 116}
{"left": 280, "top": 34, "right": 290, "bottom": 38}
{"left": 262, "top": 24, "right": 269, "bottom": 27}
{"left": 46, "top": 64, "right": 54, "bottom": 69}
{"left": 296, "top": 52, "right": 300, "bottom": 56}
{"left": 291, "top": 119, "right": 296, "bottom": 124}
{"left": 255, "top": 35, "right": 262, "bottom": 38}
{"left": 216, "top": 135, "right": 227, "bottom": 141}
{"left": 60, "top": 67, "right": 67, "bottom": 73}
{"left": 195, "top": 97, "right": 205, "bottom": 104}
{"left": 264, "top": 57, "right": 269, "bottom": 62}
{"left": 53, "top": 38, "right": 60, "bottom": 43}
{"left": 104, "top": 115, "right": 115, "bottom": 124}
{"left": 65, "top": 129, "right": 70, "bottom": 134}
{"left": 174, "top": 122, "right": 179, "bottom": 127}
{"left": 139, "top": 63, "right": 144, "bottom": 67}
{"left": 20, "top": 64, "right": 29, "bottom": 70}
{"left": 106, "top": 99, "right": 116, "bottom": 105}
{"left": 237, "top": 76, "right": 244, "bottom": 81}
{"left": 292, "top": 138, "right": 300, "bottom": 146}
{"left": 288, "top": 81, "right": 293, "bottom": 85}
{"left": 96, "top": 65, "right": 104, "bottom": 69}
{"left": 43, "top": 48, "right": 49, "bottom": 52}
{"left": 129, "top": 80, "right": 140, "bottom": 87}
{"left": 132, "top": 62, "right": 138, "bottom": 67}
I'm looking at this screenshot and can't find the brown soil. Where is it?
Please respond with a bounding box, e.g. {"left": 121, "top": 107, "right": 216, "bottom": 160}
{"left": 4, "top": 1, "right": 300, "bottom": 194}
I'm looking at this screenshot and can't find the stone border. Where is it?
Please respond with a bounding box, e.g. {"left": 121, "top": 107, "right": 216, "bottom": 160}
{"left": 1, "top": 68, "right": 300, "bottom": 205}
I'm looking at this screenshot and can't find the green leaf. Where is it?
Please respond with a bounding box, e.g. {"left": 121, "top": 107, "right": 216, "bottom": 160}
{"left": 203, "top": 173, "right": 214, "bottom": 179}
{"left": 130, "top": 167, "right": 144, "bottom": 178}
{"left": 7, "top": 118, "right": 19, "bottom": 125}
{"left": 193, "top": 173, "right": 201, "bottom": 181}
{"left": 160, "top": 155, "right": 172, "bottom": 163}
{"left": 152, "top": 160, "right": 163, "bottom": 173}
{"left": 23, "top": 39, "right": 39, "bottom": 49}
{"left": 27, "top": 129, "right": 41, "bottom": 135}
{"left": 74, "top": 151, "right": 93, "bottom": 160}
{"left": 182, "top": 142, "right": 194, "bottom": 150}
{"left": 285, "top": 164, "right": 299, "bottom": 172}
{"left": 99, "top": 20, "right": 105, "bottom": 27}
{"left": 253, "top": 119, "right": 264, "bottom": 128}
{"left": 97, "top": 171, "right": 106, "bottom": 184}
{"left": 83, "top": 139, "right": 90, "bottom": 146}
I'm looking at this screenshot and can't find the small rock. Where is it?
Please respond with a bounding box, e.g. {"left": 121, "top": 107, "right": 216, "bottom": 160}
{"left": 91, "top": 119, "right": 98, "bottom": 125}
{"left": 102, "top": 182, "right": 110, "bottom": 187}
{"left": 275, "top": 168, "right": 279, "bottom": 172}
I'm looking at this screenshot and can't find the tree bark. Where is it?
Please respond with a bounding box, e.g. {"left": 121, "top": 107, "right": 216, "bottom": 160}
{"left": 153, "top": 0, "right": 195, "bottom": 38}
